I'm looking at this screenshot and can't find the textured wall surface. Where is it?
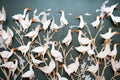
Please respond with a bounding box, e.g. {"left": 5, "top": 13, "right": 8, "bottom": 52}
{"left": 0, "top": 0, "right": 120, "bottom": 80}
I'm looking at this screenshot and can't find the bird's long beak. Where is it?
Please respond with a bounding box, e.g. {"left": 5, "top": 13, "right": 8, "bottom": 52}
{"left": 31, "top": 18, "right": 36, "bottom": 22}
{"left": 70, "top": 29, "right": 75, "bottom": 32}
{"left": 58, "top": 64, "right": 64, "bottom": 68}
{"left": 26, "top": 8, "right": 32, "bottom": 11}
{"left": 74, "top": 29, "right": 81, "bottom": 32}
{"left": 116, "top": 43, "right": 120, "bottom": 46}
{"left": 115, "top": 32, "right": 120, "bottom": 34}
{"left": 76, "top": 16, "right": 80, "bottom": 19}
{"left": 78, "top": 55, "right": 81, "bottom": 60}
{"left": 12, "top": 48, "right": 18, "bottom": 51}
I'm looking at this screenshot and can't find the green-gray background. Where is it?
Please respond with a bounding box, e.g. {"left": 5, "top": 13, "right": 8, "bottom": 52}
{"left": 0, "top": 0, "right": 120, "bottom": 80}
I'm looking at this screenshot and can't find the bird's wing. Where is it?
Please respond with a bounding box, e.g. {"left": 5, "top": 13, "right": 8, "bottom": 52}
{"left": 7, "top": 27, "right": 14, "bottom": 37}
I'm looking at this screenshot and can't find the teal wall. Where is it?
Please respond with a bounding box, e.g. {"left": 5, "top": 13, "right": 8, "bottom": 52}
{"left": 0, "top": 0, "right": 120, "bottom": 80}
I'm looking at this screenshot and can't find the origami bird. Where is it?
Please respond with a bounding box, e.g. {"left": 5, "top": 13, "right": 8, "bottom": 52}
{"left": 87, "top": 61, "right": 99, "bottom": 74}
{"left": 19, "top": 13, "right": 35, "bottom": 32}
{"left": 109, "top": 13, "right": 120, "bottom": 26}
{"left": 108, "top": 43, "right": 120, "bottom": 59}
{"left": 32, "top": 9, "right": 41, "bottom": 22}
{"left": 31, "top": 43, "right": 48, "bottom": 58}
{"left": 14, "top": 41, "right": 32, "bottom": 56}
{"left": 0, "top": 48, "right": 15, "bottom": 62}
{"left": 50, "top": 16, "right": 59, "bottom": 32}
{"left": 0, "top": 59, "right": 18, "bottom": 75}
{"left": 22, "top": 64, "right": 34, "bottom": 79}
{"left": 62, "top": 56, "right": 80, "bottom": 76}
{"left": 51, "top": 41, "right": 63, "bottom": 62}
{"left": 39, "top": 59, "right": 55, "bottom": 75}
{"left": 100, "top": 27, "right": 120, "bottom": 40}
{"left": 104, "top": 3, "right": 118, "bottom": 17}
{"left": 76, "top": 15, "right": 85, "bottom": 29}
{"left": 25, "top": 25, "right": 42, "bottom": 41}
{"left": 62, "top": 29, "right": 73, "bottom": 46}
{"left": 56, "top": 72, "right": 68, "bottom": 80}
{"left": 91, "top": 16, "right": 102, "bottom": 28}
{"left": 31, "top": 54, "right": 43, "bottom": 66}
{"left": 97, "top": 41, "right": 111, "bottom": 60}
{"left": 111, "top": 58, "right": 120, "bottom": 74}
{"left": 1, "top": 27, "right": 14, "bottom": 48}
{"left": 75, "top": 43, "right": 91, "bottom": 54}
{"left": 58, "top": 10, "right": 68, "bottom": 27}
{"left": 96, "top": 0, "right": 109, "bottom": 18}
{"left": 5, "top": 27, "right": 14, "bottom": 48}
{"left": 41, "top": 11, "right": 50, "bottom": 24}
{"left": 12, "top": 8, "right": 31, "bottom": 21}
{"left": 42, "top": 18, "right": 52, "bottom": 31}
{"left": 75, "top": 30, "right": 91, "bottom": 45}
{"left": 0, "top": 6, "right": 6, "bottom": 22}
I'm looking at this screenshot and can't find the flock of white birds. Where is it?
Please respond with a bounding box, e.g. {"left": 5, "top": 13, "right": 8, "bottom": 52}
{"left": 0, "top": 0, "right": 120, "bottom": 80}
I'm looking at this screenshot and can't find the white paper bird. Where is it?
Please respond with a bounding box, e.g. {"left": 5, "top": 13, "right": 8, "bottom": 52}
{"left": 32, "top": 9, "right": 41, "bottom": 22}
{"left": 14, "top": 41, "right": 32, "bottom": 56}
{"left": 62, "top": 56, "right": 80, "bottom": 76}
{"left": 97, "top": 41, "right": 111, "bottom": 59}
{"left": 111, "top": 58, "right": 120, "bottom": 74}
{"left": 76, "top": 15, "right": 85, "bottom": 29}
{"left": 42, "top": 18, "right": 52, "bottom": 31}
{"left": 75, "top": 43, "right": 91, "bottom": 54}
{"left": 109, "top": 13, "right": 120, "bottom": 26}
{"left": 75, "top": 30, "right": 91, "bottom": 45}
{"left": 0, "top": 6, "right": 6, "bottom": 22}
{"left": 50, "top": 16, "right": 59, "bottom": 32}
{"left": 31, "top": 43, "right": 48, "bottom": 58}
{"left": 62, "top": 29, "right": 73, "bottom": 46}
{"left": 96, "top": 0, "right": 109, "bottom": 18}
{"left": 51, "top": 41, "right": 63, "bottom": 62}
{"left": 87, "top": 61, "right": 99, "bottom": 74}
{"left": 100, "top": 27, "right": 120, "bottom": 40}
{"left": 40, "top": 11, "right": 47, "bottom": 24}
{"left": 39, "top": 59, "right": 55, "bottom": 75}
{"left": 87, "top": 46, "right": 95, "bottom": 57}
{"left": 0, "top": 59, "right": 18, "bottom": 75}
{"left": 104, "top": 3, "right": 118, "bottom": 17}
{"left": 91, "top": 16, "right": 102, "bottom": 28}
{"left": 56, "top": 72, "right": 68, "bottom": 80}
{"left": 5, "top": 27, "right": 14, "bottom": 48}
{"left": 108, "top": 43, "right": 119, "bottom": 59}
{"left": 12, "top": 8, "right": 31, "bottom": 20}
{"left": 0, "top": 48, "right": 15, "bottom": 62}
{"left": 22, "top": 64, "right": 34, "bottom": 79}
{"left": 19, "top": 13, "right": 35, "bottom": 32}
{"left": 31, "top": 54, "right": 43, "bottom": 66}
{"left": 25, "top": 25, "right": 42, "bottom": 41}
{"left": 58, "top": 10, "right": 68, "bottom": 27}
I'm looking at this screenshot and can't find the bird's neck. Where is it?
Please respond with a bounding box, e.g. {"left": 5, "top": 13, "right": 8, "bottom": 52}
{"left": 23, "top": 9, "right": 27, "bottom": 18}
{"left": 61, "top": 12, "right": 65, "bottom": 18}
{"left": 52, "top": 43, "right": 55, "bottom": 50}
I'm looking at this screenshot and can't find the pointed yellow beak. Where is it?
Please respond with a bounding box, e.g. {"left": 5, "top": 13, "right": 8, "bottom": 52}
{"left": 26, "top": 8, "right": 32, "bottom": 11}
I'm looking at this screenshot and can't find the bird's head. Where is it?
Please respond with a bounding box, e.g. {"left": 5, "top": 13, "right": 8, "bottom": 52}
{"left": 53, "top": 41, "right": 58, "bottom": 46}
{"left": 11, "top": 59, "right": 17, "bottom": 63}
{"left": 76, "top": 16, "right": 81, "bottom": 19}
{"left": 58, "top": 10, "right": 63, "bottom": 13}
{"left": 115, "top": 31, "right": 120, "bottom": 35}
{"left": 25, "top": 8, "right": 32, "bottom": 11}
{"left": 69, "top": 29, "right": 74, "bottom": 32}
{"left": 99, "top": 16, "right": 103, "bottom": 19}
